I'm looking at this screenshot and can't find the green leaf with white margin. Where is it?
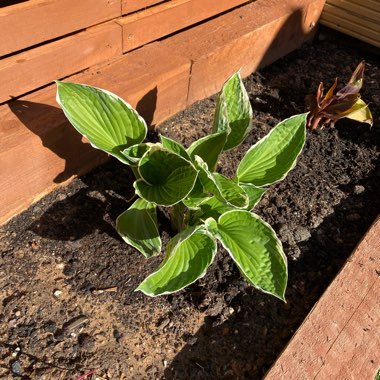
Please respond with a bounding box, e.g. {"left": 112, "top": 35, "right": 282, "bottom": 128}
{"left": 194, "top": 156, "right": 248, "bottom": 208}
{"left": 134, "top": 146, "right": 197, "bottom": 206}
{"left": 205, "top": 211, "right": 287, "bottom": 300}
{"left": 116, "top": 198, "right": 161, "bottom": 258}
{"left": 121, "top": 143, "right": 155, "bottom": 166}
{"left": 190, "top": 197, "right": 235, "bottom": 225}
{"left": 237, "top": 113, "right": 307, "bottom": 186}
{"left": 160, "top": 135, "right": 190, "bottom": 160}
{"left": 240, "top": 183, "right": 266, "bottom": 210}
{"left": 182, "top": 179, "right": 210, "bottom": 209}
{"left": 56, "top": 82, "right": 147, "bottom": 163}
{"left": 213, "top": 72, "right": 253, "bottom": 151}
{"left": 136, "top": 226, "right": 217, "bottom": 296}
{"left": 187, "top": 131, "right": 227, "bottom": 171}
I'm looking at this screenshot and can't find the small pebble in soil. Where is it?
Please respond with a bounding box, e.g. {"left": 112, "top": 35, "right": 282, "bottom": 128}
{"left": 11, "top": 361, "right": 22, "bottom": 376}
{"left": 354, "top": 185, "right": 365, "bottom": 194}
{"left": 53, "top": 289, "right": 62, "bottom": 298}
{"left": 293, "top": 226, "right": 311, "bottom": 242}
{"left": 346, "top": 213, "right": 361, "bottom": 221}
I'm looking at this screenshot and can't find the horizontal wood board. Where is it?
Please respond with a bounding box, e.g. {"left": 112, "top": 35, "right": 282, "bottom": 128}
{"left": 118, "top": 0, "right": 251, "bottom": 53}
{"left": 122, "top": 0, "right": 167, "bottom": 15}
{"left": 0, "top": 0, "right": 121, "bottom": 58}
{"left": 0, "top": 22, "right": 122, "bottom": 103}
{"left": 265, "top": 216, "right": 380, "bottom": 379}
{"left": 156, "top": 0, "right": 325, "bottom": 105}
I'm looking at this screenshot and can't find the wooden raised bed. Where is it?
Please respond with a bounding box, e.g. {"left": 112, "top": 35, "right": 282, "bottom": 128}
{"left": 265, "top": 216, "right": 380, "bottom": 379}
{"left": 0, "top": 0, "right": 325, "bottom": 224}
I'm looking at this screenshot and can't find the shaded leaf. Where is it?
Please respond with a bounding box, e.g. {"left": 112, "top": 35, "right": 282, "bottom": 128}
{"left": 187, "top": 131, "right": 227, "bottom": 170}
{"left": 121, "top": 143, "right": 154, "bottom": 166}
{"left": 116, "top": 198, "right": 161, "bottom": 258}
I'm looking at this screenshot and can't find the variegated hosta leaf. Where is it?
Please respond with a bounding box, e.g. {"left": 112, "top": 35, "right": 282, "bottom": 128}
{"left": 182, "top": 179, "right": 210, "bottom": 209}
{"left": 116, "top": 198, "right": 161, "bottom": 258}
{"left": 134, "top": 146, "right": 197, "bottom": 206}
{"left": 205, "top": 211, "right": 287, "bottom": 300}
{"left": 190, "top": 197, "right": 235, "bottom": 224}
{"left": 187, "top": 131, "right": 227, "bottom": 171}
{"left": 237, "top": 113, "right": 307, "bottom": 186}
{"left": 160, "top": 135, "right": 190, "bottom": 160}
{"left": 121, "top": 143, "right": 155, "bottom": 166}
{"left": 56, "top": 82, "right": 147, "bottom": 163}
{"left": 240, "top": 183, "right": 266, "bottom": 210}
{"left": 195, "top": 156, "right": 248, "bottom": 208}
{"left": 213, "top": 72, "right": 253, "bottom": 151}
{"left": 136, "top": 226, "right": 217, "bottom": 296}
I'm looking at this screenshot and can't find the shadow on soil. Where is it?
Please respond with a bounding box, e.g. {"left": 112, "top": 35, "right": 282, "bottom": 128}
{"left": 164, "top": 159, "right": 380, "bottom": 380}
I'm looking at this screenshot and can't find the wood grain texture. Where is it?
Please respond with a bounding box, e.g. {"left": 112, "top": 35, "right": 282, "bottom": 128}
{"left": 122, "top": 0, "right": 167, "bottom": 15}
{"left": 0, "top": 43, "right": 190, "bottom": 224}
{"left": 320, "top": 0, "right": 380, "bottom": 47}
{"left": 0, "top": 22, "right": 122, "bottom": 103}
{"left": 265, "top": 216, "right": 380, "bottom": 380}
{"left": 156, "top": 0, "right": 325, "bottom": 105}
{"left": 118, "top": 0, "right": 251, "bottom": 52}
{"left": 0, "top": 0, "right": 121, "bottom": 57}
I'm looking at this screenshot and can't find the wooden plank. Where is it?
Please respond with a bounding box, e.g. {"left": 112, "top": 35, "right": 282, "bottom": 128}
{"left": 122, "top": 0, "right": 167, "bottom": 15}
{"left": 329, "top": 0, "right": 380, "bottom": 13}
{"left": 320, "top": 19, "right": 380, "bottom": 47}
{"left": 323, "top": 3, "right": 380, "bottom": 32}
{"left": 157, "top": 0, "right": 326, "bottom": 105}
{"left": 0, "top": 43, "right": 190, "bottom": 224}
{"left": 0, "top": 0, "right": 121, "bottom": 57}
{"left": 0, "top": 22, "right": 122, "bottom": 104}
{"left": 265, "top": 216, "right": 380, "bottom": 380}
{"left": 118, "top": 0, "right": 251, "bottom": 53}
{"left": 326, "top": 0, "right": 380, "bottom": 17}
{"left": 321, "top": 13, "right": 380, "bottom": 45}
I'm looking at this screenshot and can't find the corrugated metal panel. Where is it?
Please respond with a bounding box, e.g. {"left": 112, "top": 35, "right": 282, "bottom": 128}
{"left": 320, "top": 0, "right": 380, "bottom": 48}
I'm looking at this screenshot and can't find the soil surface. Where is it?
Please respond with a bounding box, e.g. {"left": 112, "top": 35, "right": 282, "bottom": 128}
{"left": 1, "top": 30, "right": 379, "bottom": 379}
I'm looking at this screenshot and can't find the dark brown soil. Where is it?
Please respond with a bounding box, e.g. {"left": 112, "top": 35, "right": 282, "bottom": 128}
{"left": 1, "top": 30, "right": 379, "bottom": 379}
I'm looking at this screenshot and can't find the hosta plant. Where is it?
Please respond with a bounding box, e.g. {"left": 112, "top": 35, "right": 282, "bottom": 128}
{"left": 56, "top": 73, "right": 307, "bottom": 301}
{"left": 305, "top": 61, "right": 373, "bottom": 129}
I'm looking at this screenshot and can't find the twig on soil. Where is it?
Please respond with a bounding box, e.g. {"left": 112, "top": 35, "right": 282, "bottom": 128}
{"left": 75, "top": 369, "right": 96, "bottom": 380}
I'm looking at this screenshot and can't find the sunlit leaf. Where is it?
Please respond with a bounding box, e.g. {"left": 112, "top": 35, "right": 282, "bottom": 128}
{"left": 213, "top": 72, "right": 253, "bottom": 150}
{"left": 237, "top": 113, "right": 307, "bottom": 186}
{"left": 56, "top": 82, "right": 147, "bottom": 163}
{"left": 240, "top": 183, "right": 266, "bottom": 209}
{"left": 160, "top": 135, "right": 190, "bottom": 160}
{"left": 134, "top": 146, "right": 197, "bottom": 206}
{"left": 195, "top": 156, "right": 248, "bottom": 208}
{"left": 206, "top": 211, "right": 287, "bottom": 300}
{"left": 340, "top": 98, "right": 373, "bottom": 126}
{"left": 136, "top": 226, "right": 216, "bottom": 296}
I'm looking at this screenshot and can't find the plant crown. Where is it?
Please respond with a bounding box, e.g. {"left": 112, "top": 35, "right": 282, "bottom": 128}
{"left": 56, "top": 72, "right": 308, "bottom": 300}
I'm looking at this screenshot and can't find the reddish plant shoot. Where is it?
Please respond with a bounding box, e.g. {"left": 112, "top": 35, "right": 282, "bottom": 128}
{"left": 305, "top": 61, "right": 373, "bottom": 130}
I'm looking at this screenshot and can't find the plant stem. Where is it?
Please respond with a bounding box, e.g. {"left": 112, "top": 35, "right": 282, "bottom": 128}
{"left": 170, "top": 203, "right": 186, "bottom": 233}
